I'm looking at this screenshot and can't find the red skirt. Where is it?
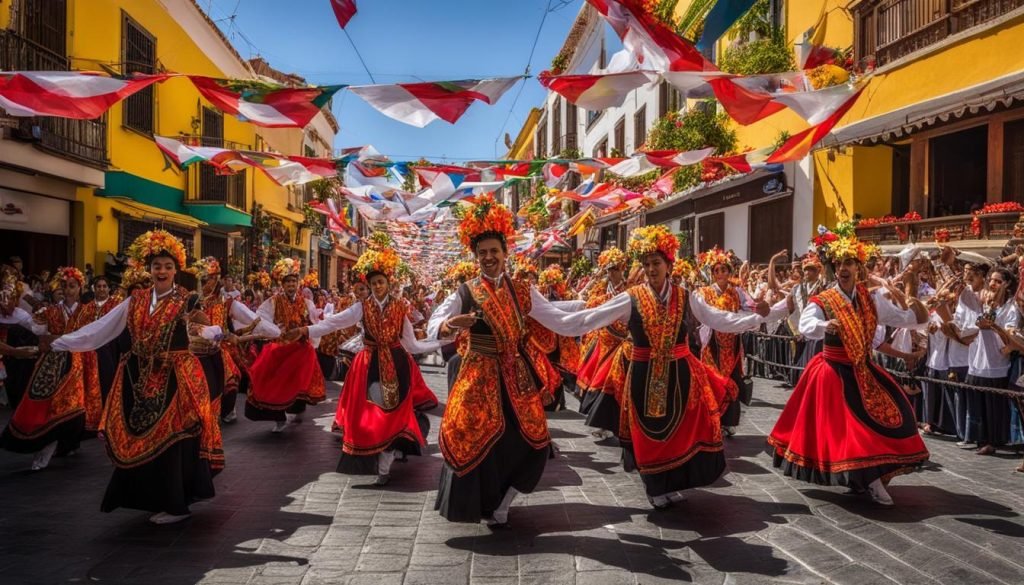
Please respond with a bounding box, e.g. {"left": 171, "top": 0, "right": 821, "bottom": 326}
{"left": 247, "top": 341, "right": 326, "bottom": 410}
{"left": 335, "top": 348, "right": 438, "bottom": 456}
{"left": 768, "top": 351, "right": 929, "bottom": 487}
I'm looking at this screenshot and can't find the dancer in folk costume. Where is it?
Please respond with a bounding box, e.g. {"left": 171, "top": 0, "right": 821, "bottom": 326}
{"left": 439, "top": 261, "right": 480, "bottom": 391}
{"left": 0, "top": 267, "right": 38, "bottom": 411}
{"left": 529, "top": 227, "right": 770, "bottom": 508}
{"left": 86, "top": 275, "right": 125, "bottom": 402}
{"left": 536, "top": 265, "right": 583, "bottom": 411}
{"left": 192, "top": 257, "right": 274, "bottom": 424}
{"left": 286, "top": 237, "right": 442, "bottom": 485}
{"left": 693, "top": 247, "right": 772, "bottom": 437}
{"left": 2, "top": 267, "right": 102, "bottom": 471}
{"left": 576, "top": 247, "right": 631, "bottom": 437}
{"left": 768, "top": 230, "right": 930, "bottom": 507}
{"left": 246, "top": 258, "right": 325, "bottom": 432}
{"left": 44, "top": 230, "right": 224, "bottom": 523}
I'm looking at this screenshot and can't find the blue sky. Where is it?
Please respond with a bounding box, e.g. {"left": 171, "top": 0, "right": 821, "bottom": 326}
{"left": 201, "top": 0, "right": 588, "bottom": 162}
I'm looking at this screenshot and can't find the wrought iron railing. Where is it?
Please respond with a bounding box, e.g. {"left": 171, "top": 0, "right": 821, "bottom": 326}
{"left": 856, "top": 0, "right": 1024, "bottom": 67}
{"left": 186, "top": 165, "right": 247, "bottom": 210}
{"left": 0, "top": 29, "right": 108, "bottom": 167}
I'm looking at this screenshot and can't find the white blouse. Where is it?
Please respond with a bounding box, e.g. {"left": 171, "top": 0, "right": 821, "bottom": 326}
{"left": 307, "top": 296, "right": 447, "bottom": 355}
{"left": 427, "top": 279, "right": 764, "bottom": 342}
{"left": 0, "top": 307, "right": 33, "bottom": 328}
{"left": 959, "top": 300, "right": 1018, "bottom": 379}
{"left": 798, "top": 285, "right": 920, "bottom": 349}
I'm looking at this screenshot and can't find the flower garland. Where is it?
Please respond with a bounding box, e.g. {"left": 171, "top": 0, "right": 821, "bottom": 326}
{"left": 598, "top": 248, "right": 628, "bottom": 270}
{"left": 247, "top": 270, "right": 271, "bottom": 290}
{"left": 627, "top": 225, "right": 679, "bottom": 263}
{"left": 354, "top": 247, "right": 401, "bottom": 281}
{"left": 697, "top": 246, "right": 736, "bottom": 271}
{"left": 271, "top": 257, "right": 301, "bottom": 282}
{"left": 301, "top": 270, "right": 320, "bottom": 289}
{"left": 855, "top": 212, "right": 921, "bottom": 228}
{"left": 127, "top": 229, "right": 187, "bottom": 269}
{"left": 191, "top": 256, "right": 221, "bottom": 280}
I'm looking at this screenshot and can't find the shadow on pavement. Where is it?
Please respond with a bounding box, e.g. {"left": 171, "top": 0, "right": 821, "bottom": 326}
{"left": 800, "top": 485, "right": 1021, "bottom": 523}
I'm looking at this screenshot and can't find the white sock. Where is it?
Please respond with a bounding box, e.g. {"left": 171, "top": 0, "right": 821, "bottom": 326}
{"left": 32, "top": 441, "right": 58, "bottom": 470}
{"left": 377, "top": 449, "right": 398, "bottom": 476}
{"left": 491, "top": 488, "right": 518, "bottom": 524}
{"left": 867, "top": 479, "right": 893, "bottom": 505}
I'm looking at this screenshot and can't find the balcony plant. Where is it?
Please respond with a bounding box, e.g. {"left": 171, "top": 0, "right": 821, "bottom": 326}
{"left": 643, "top": 103, "right": 738, "bottom": 192}
{"left": 718, "top": 30, "right": 795, "bottom": 76}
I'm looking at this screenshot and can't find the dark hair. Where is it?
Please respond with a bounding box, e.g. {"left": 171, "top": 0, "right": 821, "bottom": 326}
{"left": 243, "top": 289, "right": 255, "bottom": 301}
{"left": 176, "top": 271, "right": 198, "bottom": 292}
{"left": 92, "top": 275, "right": 111, "bottom": 288}
{"left": 282, "top": 274, "right": 299, "bottom": 283}
{"left": 364, "top": 270, "right": 388, "bottom": 282}
{"left": 472, "top": 231, "right": 508, "bottom": 254}
{"left": 990, "top": 266, "right": 1017, "bottom": 301}
{"left": 146, "top": 250, "right": 180, "bottom": 270}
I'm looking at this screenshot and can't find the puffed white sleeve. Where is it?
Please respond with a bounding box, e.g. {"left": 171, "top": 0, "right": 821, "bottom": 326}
{"left": 551, "top": 299, "right": 586, "bottom": 311}
{"left": 0, "top": 307, "right": 34, "bottom": 329}
{"left": 52, "top": 299, "right": 130, "bottom": 352}
{"left": 400, "top": 317, "right": 450, "bottom": 354}
{"left": 873, "top": 288, "right": 919, "bottom": 329}
{"left": 689, "top": 291, "right": 764, "bottom": 333}
{"left": 229, "top": 301, "right": 280, "bottom": 338}
{"left": 426, "top": 291, "right": 460, "bottom": 340}
{"left": 256, "top": 298, "right": 275, "bottom": 326}
{"left": 798, "top": 302, "right": 828, "bottom": 340}
{"left": 765, "top": 298, "right": 792, "bottom": 323}
{"left": 528, "top": 288, "right": 630, "bottom": 337}
{"left": 872, "top": 325, "right": 887, "bottom": 349}
{"left": 305, "top": 299, "right": 321, "bottom": 324}
{"left": 307, "top": 303, "right": 364, "bottom": 339}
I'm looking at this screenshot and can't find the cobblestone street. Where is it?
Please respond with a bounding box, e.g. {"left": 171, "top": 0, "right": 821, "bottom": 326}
{"left": 2, "top": 368, "right": 1023, "bottom": 585}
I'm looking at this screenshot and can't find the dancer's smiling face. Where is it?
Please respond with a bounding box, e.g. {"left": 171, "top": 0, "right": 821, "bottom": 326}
{"left": 642, "top": 253, "right": 669, "bottom": 290}
{"left": 474, "top": 237, "right": 507, "bottom": 279}
{"left": 149, "top": 257, "right": 177, "bottom": 294}
{"left": 368, "top": 273, "right": 390, "bottom": 300}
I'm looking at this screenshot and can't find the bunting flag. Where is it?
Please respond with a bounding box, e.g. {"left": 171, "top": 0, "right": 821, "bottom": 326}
{"left": 538, "top": 70, "right": 656, "bottom": 110}
{"left": 153, "top": 136, "right": 335, "bottom": 186}
{"left": 0, "top": 71, "right": 168, "bottom": 118}
{"left": 189, "top": 76, "right": 343, "bottom": 128}
{"left": 308, "top": 198, "right": 356, "bottom": 235}
{"left": 606, "top": 148, "right": 715, "bottom": 177}
{"left": 711, "top": 76, "right": 863, "bottom": 126}
{"left": 766, "top": 85, "right": 865, "bottom": 164}
{"left": 697, "top": 0, "right": 759, "bottom": 53}
{"left": 330, "top": 0, "right": 357, "bottom": 29}
{"left": 795, "top": 6, "right": 833, "bottom": 70}
{"left": 348, "top": 77, "right": 520, "bottom": 127}
{"left": 587, "top": 0, "right": 716, "bottom": 72}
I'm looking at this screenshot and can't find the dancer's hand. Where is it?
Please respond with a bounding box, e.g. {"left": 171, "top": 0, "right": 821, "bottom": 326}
{"left": 281, "top": 326, "right": 308, "bottom": 342}
{"left": 446, "top": 314, "right": 477, "bottom": 329}
{"left": 824, "top": 320, "right": 840, "bottom": 334}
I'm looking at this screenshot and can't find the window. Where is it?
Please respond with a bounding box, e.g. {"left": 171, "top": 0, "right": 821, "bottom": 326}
{"left": 18, "top": 0, "right": 67, "bottom": 57}
{"left": 599, "top": 37, "right": 607, "bottom": 69}
{"left": 594, "top": 137, "right": 609, "bottom": 158}
{"left": 1005, "top": 119, "right": 1024, "bottom": 205}
{"left": 552, "top": 97, "right": 563, "bottom": 154}
{"left": 614, "top": 117, "right": 626, "bottom": 155}
{"left": 586, "top": 109, "right": 601, "bottom": 130}
{"left": 122, "top": 14, "right": 156, "bottom": 134}
{"left": 565, "top": 103, "right": 578, "bottom": 151}
{"left": 634, "top": 105, "right": 647, "bottom": 151}
{"left": 658, "top": 80, "right": 682, "bottom": 119}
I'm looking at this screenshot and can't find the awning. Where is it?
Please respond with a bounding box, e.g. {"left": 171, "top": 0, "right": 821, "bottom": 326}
{"left": 831, "top": 68, "right": 1024, "bottom": 145}
{"left": 645, "top": 170, "right": 789, "bottom": 225}
{"left": 105, "top": 196, "right": 206, "bottom": 230}
{"left": 183, "top": 202, "right": 251, "bottom": 227}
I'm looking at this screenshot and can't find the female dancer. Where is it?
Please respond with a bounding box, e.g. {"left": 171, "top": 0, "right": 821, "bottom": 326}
{"left": 44, "top": 230, "right": 224, "bottom": 523}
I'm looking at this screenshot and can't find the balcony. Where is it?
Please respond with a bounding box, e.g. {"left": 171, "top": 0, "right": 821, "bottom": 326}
{"left": 856, "top": 0, "right": 1024, "bottom": 67}
{"left": 854, "top": 211, "right": 1020, "bottom": 245}
{"left": 0, "top": 29, "right": 108, "bottom": 168}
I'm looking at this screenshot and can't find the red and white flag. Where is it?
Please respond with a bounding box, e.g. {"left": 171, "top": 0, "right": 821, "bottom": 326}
{"left": 538, "top": 70, "right": 656, "bottom": 110}
{"left": 330, "top": 0, "right": 357, "bottom": 29}
{"left": 348, "top": 77, "right": 519, "bottom": 127}
{"left": 587, "top": 0, "right": 716, "bottom": 73}
{"left": 766, "top": 86, "right": 865, "bottom": 163}
{"left": 189, "top": 76, "right": 342, "bottom": 128}
{"left": 0, "top": 71, "right": 168, "bottom": 118}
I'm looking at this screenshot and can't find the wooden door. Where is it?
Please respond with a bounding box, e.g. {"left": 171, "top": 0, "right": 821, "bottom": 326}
{"left": 698, "top": 213, "right": 724, "bottom": 253}
{"left": 748, "top": 196, "right": 792, "bottom": 263}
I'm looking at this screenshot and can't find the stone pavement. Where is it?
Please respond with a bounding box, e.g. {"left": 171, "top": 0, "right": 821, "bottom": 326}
{"left": 2, "top": 369, "right": 1024, "bottom": 585}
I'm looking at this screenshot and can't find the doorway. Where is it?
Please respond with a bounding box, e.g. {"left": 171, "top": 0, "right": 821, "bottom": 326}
{"left": 929, "top": 125, "right": 987, "bottom": 217}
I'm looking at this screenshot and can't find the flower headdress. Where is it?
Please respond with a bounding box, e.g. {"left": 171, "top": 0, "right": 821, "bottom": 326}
{"left": 120, "top": 263, "right": 152, "bottom": 291}
{"left": 353, "top": 247, "right": 401, "bottom": 281}
{"left": 801, "top": 251, "right": 823, "bottom": 269}
{"left": 672, "top": 257, "right": 695, "bottom": 282}
{"left": 539, "top": 264, "right": 570, "bottom": 299}
{"left": 247, "top": 270, "right": 271, "bottom": 290}
{"left": 697, "top": 246, "right": 737, "bottom": 272}
{"left": 191, "top": 256, "right": 221, "bottom": 280}
{"left": 597, "top": 248, "right": 628, "bottom": 270}
{"left": 0, "top": 266, "right": 23, "bottom": 301}
{"left": 446, "top": 260, "right": 479, "bottom": 283}
{"left": 627, "top": 225, "right": 679, "bottom": 263}
{"left": 511, "top": 255, "right": 538, "bottom": 278}
{"left": 301, "top": 270, "right": 320, "bottom": 289}
{"left": 50, "top": 266, "right": 86, "bottom": 291}
{"left": 814, "top": 225, "right": 877, "bottom": 264}
{"left": 127, "top": 229, "right": 187, "bottom": 269}
{"left": 271, "top": 257, "right": 301, "bottom": 282}
{"left": 455, "top": 194, "right": 517, "bottom": 251}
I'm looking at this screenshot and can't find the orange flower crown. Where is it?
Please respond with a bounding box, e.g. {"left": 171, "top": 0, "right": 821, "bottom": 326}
{"left": 455, "top": 194, "right": 517, "bottom": 250}
{"left": 823, "top": 236, "right": 878, "bottom": 264}
{"left": 801, "top": 252, "right": 823, "bottom": 269}
{"left": 628, "top": 225, "right": 679, "bottom": 264}
{"left": 697, "top": 246, "right": 737, "bottom": 272}
{"left": 50, "top": 266, "right": 85, "bottom": 291}
{"left": 538, "top": 264, "right": 567, "bottom": 288}
{"left": 445, "top": 260, "right": 479, "bottom": 282}
{"left": 120, "top": 264, "right": 152, "bottom": 290}
{"left": 127, "top": 229, "right": 188, "bottom": 269}
{"left": 191, "top": 256, "right": 221, "bottom": 280}
{"left": 301, "top": 270, "right": 320, "bottom": 289}
{"left": 354, "top": 247, "right": 401, "bottom": 281}
{"left": 512, "top": 255, "right": 539, "bottom": 278}
{"left": 597, "top": 247, "right": 628, "bottom": 269}
{"left": 271, "top": 257, "right": 301, "bottom": 282}
{"left": 672, "top": 258, "right": 695, "bottom": 282}
{"left": 247, "top": 270, "right": 272, "bottom": 290}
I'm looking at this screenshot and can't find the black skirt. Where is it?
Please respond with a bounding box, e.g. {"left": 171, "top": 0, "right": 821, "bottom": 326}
{"left": 336, "top": 412, "right": 430, "bottom": 475}
{"left": 435, "top": 377, "right": 549, "bottom": 523}
{"left": 101, "top": 437, "right": 214, "bottom": 515}
{"left": 623, "top": 444, "right": 725, "bottom": 497}
{"left": 582, "top": 391, "right": 620, "bottom": 434}
{"left": 964, "top": 374, "right": 1012, "bottom": 447}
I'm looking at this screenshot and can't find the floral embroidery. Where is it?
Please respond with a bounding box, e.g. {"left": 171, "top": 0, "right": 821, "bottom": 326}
{"left": 698, "top": 286, "right": 743, "bottom": 378}
{"left": 630, "top": 284, "right": 685, "bottom": 418}
{"left": 362, "top": 298, "right": 406, "bottom": 410}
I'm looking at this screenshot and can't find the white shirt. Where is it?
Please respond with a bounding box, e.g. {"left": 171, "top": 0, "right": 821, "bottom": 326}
{"left": 307, "top": 297, "right": 447, "bottom": 355}
{"left": 797, "top": 284, "right": 920, "bottom": 349}
{"left": 427, "top": 278, "right": 765, "bottom": 342}
{"left": 960, "top": 300, "right": 1018, "bottom": 378}
{"left": 925, "top": 312, "right": 949, "bottom": 372}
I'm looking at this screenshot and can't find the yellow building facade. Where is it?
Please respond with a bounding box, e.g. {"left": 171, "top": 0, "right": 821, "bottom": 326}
{"left": 0, "top": 0, "right": 337, "bottom": 281}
